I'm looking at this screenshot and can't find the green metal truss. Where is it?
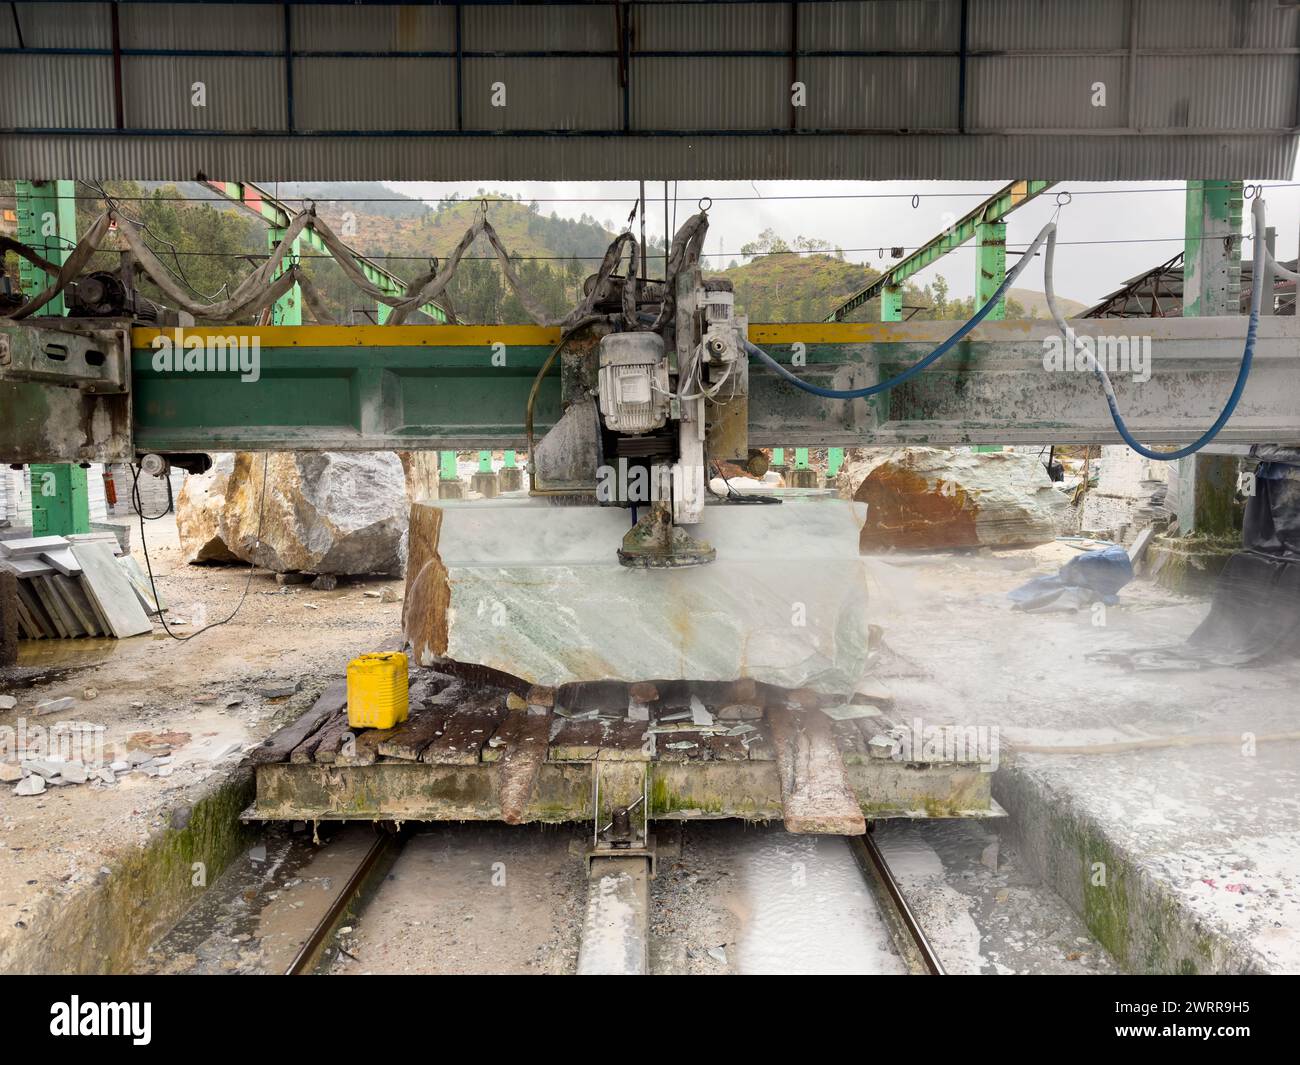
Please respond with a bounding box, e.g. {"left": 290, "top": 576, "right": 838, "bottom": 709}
{"left": 826, "top": 180, "right": 1054, "bottom": 323}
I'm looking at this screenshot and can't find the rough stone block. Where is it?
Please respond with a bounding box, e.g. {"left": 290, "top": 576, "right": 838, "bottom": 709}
{"left": 403, "top": 495, "right": 873, "bottom": 696}
{"left": 470, "top": 471, "right": 500, "bottom": 498}
{"left": 855, "top": 447, "right": 1067, "bottom": 551}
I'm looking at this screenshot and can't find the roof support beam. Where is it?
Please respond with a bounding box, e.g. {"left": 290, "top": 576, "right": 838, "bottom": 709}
{"left": 825, "top": 179, "right": 1054, "bottom": 322}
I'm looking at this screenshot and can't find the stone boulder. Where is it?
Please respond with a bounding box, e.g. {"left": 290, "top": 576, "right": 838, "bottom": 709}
{"left": 855, "top": 447, "right": 1067, "bottom": 551}
{"left": 175, "top": 453, "right": 239, "bottom": 563}
{"left": 177, "top": 451, "right": 420, "bottom": 575}
{"left": 220, "top": 452, "right": 409, "bottom": 575}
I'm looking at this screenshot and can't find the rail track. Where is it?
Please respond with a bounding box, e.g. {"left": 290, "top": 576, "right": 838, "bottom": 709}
{"left": 849, "top": 826, "right": 947, "bottom": 976}
{"left": 281, "top": 822, "right": 944, "bottom": 975}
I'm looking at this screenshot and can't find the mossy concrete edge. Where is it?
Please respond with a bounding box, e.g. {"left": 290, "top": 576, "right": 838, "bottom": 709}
{"left": 994, "top": 762, "right": 1262, "bottom": 974}
{"left": 0, "top": 767, "right": 256, "bottom": 974}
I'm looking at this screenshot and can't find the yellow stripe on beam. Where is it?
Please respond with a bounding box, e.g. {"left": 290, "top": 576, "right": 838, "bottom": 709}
{"left": 131, "top": 321, "right": 943, "bottom": 350}
{"left": 131, "top": 324, "right": 564, "bottom": 348}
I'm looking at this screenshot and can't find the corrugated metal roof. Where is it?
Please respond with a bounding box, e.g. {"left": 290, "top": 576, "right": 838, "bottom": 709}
{"left": 120, "top": 3, "right": 284, "bottom": 52}
{"left": 293, "top": 58, "right": 457, "bottom": 131}
{"left": 1, "top": 0, "right": 1296, "bottom": 180}
{"left": 291, "top": 4, "right": 454, "bottom": 53}
{"left": 798, "top": 1, "right": 959, "bottom": 52}
{"left": 968, "top": 56, "right": 1128, "bottom": 130}
{"left": 4, "top": 131, "right": 1292, "bottom": 182}
{"left": 123, "top": 57, "right": 285, "bottom": 133}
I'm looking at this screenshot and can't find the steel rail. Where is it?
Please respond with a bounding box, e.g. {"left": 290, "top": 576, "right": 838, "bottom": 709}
{"left": 848, "top": 827, "right": 947, "bottom": 976}
{"left": 283, "top": 827, "right": 401, "bottom": 976}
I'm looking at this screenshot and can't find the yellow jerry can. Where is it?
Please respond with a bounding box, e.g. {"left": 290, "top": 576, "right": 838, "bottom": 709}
{"left": 346, "top": 651, "right": 410, "bottom": 730}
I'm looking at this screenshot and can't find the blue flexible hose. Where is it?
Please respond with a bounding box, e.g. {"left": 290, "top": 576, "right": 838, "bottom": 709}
{"left": 744, "top": 201, "right": 1268, "bottom": 461}
{"left": 742, "top": 224, "right": 1050, "bottom": 400}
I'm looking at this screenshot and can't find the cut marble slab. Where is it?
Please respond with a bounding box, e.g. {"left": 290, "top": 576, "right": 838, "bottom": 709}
{"left": 0, "top": 536, "right": 70, "bottom": 558}
{"left": 2, "top": 557, "right": 55, "bottom": 578}
{"left": 70, "top": 542, "right": 152, "bottom": 638}
{"left": 118, "top": 555, "right": 165, "bottom": 614}
{"left": 40, "top": 548, "right": 82, "bottom": 577}
{"left": 403, "top": 495, "right": 873, "bottom": 697}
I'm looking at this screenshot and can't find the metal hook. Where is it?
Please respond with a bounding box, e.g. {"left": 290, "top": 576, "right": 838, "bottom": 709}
{"left": 1244, "top": 183, "right": 1262, "bottom": 201}
{"left": 1055, "top": 190, "right": 1072, "bottom": 207}
{"left": 698, "top": 196, "right": 712, "bottom": 212}
{"left": 911, "top": 194, "right": 920, "bottom": 209}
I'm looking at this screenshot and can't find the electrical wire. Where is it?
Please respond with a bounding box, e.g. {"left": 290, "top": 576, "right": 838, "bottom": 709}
{"left": 28, "top": 234, "right": 1251, "bottom": 265}
{"left": 133, "top": 454, "right": 269, "bottom": 642}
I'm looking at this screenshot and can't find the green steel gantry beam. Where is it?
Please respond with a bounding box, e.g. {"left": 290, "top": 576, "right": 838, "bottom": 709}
{"left": 200, "top": 180, "right": 451, "bottom": 325}
{"left": 826, "top": 180, "right": 1055, "bottom": 323}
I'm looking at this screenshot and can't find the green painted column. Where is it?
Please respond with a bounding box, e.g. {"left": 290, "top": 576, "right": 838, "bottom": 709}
{"left": 1177, "top": 180, "right": 1245, "bottom": 536}
{"left": 268, "top": 228, "right": 302, "bottom": 325}
{"left": 1183, "top": 180, "right": 1243, "bottom": 318}
{"left": 827, "top": 448, "right": 844, "bottom": 478}
{"left": 771, "top": 448, "right": 784, "bottom": 466}
{"left": 477, "top": 450, "right": 493, "bottom": 473}
{"left": 438, "top": 451, "right": 459, "bottom": 480}
{"left": 975, "top": 220, "right": 1007, "bottom": 321}
{"left": 16, "top": 181, "right": 89, "bottom": 536}
{"left": 30, "top": 464, "right": 91, "bottom": 536}
{"left": 503, "top": 450, "right": 518, "bottom": 469}
{"left": 881, "top": 284, "right": 903, "bottom": 322}
{"left": 794, "top": 447, "right": 810, "bottom": 469}
{"left": 15, "top": 180, "right": 77, "bottom": 318}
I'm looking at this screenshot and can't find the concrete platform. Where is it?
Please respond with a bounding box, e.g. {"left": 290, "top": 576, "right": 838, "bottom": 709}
{"left": 866, "top": 541, "right": 1300, "bottom": 973}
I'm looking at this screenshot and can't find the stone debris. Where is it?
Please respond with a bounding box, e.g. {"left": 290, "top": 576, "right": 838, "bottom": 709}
{"left": 818, "top": 703, "right": 881, "bottom": 721}
{"left": 310, "top": 574, "right": 338, "bottom": 591}
{"left": 854, "top": 447, "right": 1067, "bottom": 551}
{"left": 34, "top": 697, "right": 76, "bottom": 716}
{"left": 0, "top": 762, "right": 21, "bottom": 782}
{"left": 13, "top": 775, "right": 45, "bottom": 796}
{"left": 258, "top": 681, "right": 300, "bottom": 699}
{"left": 689, "top": 697, "right": 713, "bottom": 727}
{"left": 0, "top": 695, "right": 16, "bottom": 710}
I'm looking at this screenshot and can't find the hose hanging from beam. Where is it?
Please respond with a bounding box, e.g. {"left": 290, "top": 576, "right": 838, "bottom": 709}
{"left": 744, "top": 199, "right": 1272, "bottom": 462}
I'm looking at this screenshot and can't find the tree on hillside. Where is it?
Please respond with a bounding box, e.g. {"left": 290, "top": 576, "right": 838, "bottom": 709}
{"left": 740, "top": 229, "right": 791, "bottom": 257}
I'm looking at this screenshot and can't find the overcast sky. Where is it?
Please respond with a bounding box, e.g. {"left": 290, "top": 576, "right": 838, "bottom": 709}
{"left": 391, "top": 175, "right": 1300, "bottom": 308}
